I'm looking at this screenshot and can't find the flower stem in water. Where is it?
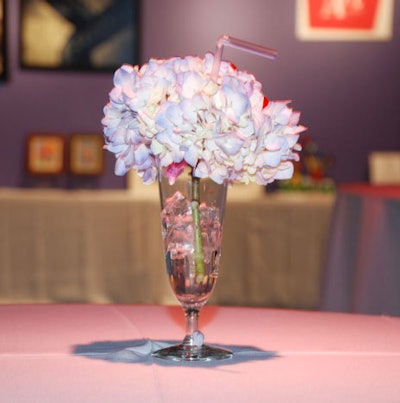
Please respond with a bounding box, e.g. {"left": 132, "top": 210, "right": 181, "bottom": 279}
{"left": 191, "top": 176, "right": 205, "bottom": 281}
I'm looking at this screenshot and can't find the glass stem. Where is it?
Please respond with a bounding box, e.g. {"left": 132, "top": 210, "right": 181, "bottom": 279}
{"left": 185, "top": 308, "right": 199, "bottom": 340}
{"left": 183, "top": 309, "right": 203, "bottom": 358}
{"left": 183, "top": 308, "right": 202, "bottom": 358}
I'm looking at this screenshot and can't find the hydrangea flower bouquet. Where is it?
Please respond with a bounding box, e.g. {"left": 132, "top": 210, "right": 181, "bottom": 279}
{"left": 102, "top": 54, "right": 303, "bottom": 185}
{"left": 102, "top": 36, "right": 305, "bottom": 361}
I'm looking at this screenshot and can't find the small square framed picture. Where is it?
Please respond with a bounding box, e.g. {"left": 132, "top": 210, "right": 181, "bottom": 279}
{"left": 69, "top": 134, "right": 104, "bottom": 175}
{"left": 26, "top": 134, "right": 65, "bottom": 175}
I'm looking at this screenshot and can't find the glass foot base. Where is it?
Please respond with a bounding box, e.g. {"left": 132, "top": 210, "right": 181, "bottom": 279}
{"left": 152, "top": 343, "right": 233, "bottom": 362}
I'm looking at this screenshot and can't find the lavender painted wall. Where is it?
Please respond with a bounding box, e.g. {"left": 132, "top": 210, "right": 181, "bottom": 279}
{"left": 1, "top": 0, "right": 399, "bottom": 188}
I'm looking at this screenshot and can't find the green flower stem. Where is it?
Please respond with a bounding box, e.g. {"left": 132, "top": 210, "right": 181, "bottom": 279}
{"left": 191, "top": 176, "right": 205, "bottom": 281}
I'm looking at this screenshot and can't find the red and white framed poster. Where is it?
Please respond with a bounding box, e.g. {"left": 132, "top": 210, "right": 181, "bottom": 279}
{"left": 296, "top": 0, "right": 394, "bottom": 41}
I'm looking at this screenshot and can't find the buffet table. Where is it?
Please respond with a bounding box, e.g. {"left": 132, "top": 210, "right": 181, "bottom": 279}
{"left": 321, "top": 183, "right": 400, "bottom": 316}
{"left": 1, "top": 304, "right": 399, "bottom": 402}
{"left": 0, "top": 188, "right": 334, "bottom": 309}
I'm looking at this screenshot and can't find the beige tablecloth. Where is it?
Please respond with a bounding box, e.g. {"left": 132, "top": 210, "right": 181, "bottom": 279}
{"left": 0, "top": 188, "right": 334, "bottom": 308}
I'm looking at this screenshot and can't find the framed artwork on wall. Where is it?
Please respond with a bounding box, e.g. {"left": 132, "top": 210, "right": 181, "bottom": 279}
{"left": 19, "top": 0, "right": 140, "bottom": 71}
{"left": 0, "top": 0, "right": 7, "bottom": 80}
{"left": 69, "top": 134, "right": 104, "bottom": 175}
{"left": 26, "top": 134, "right": 66, "bottom": 175}
{"left": 295, "top": 0, "right": 394, "bottom": 41}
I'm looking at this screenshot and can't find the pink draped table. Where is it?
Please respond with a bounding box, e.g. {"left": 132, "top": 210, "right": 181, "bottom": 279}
{"left": 1, "top": 304, "right": 400, "bottom": 402}
{"left": 320, "top": 183, "right": 400, "bottom": 316}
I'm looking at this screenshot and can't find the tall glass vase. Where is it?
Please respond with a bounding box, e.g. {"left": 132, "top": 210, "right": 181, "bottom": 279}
{"left": 152, "top": 168, "right": 233, "bottom": 361}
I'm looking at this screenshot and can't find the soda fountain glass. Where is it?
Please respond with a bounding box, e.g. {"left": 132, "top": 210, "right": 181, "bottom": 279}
{"left": 152, "top": 169, "right": 232, "bottom": 361}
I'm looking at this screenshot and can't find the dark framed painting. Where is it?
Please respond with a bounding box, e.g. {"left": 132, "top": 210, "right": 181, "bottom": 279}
{"left": 69, "top": 134, "right": 104, "bottom": 175}
{"left": 20, "top": 0, "right": 140, "bottom": 71}
{"left": 26, "top": 134, "right": 66, "bottom": 175}
{"left": 0, "top": 0, "right": 7, "bottom": 80}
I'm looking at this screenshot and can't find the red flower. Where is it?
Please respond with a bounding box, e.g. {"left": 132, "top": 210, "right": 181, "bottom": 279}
{"left": 166, "top": 161, "right": 188, "bottom": 184}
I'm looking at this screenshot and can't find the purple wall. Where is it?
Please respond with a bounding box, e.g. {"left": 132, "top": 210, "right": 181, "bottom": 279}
{"left": 1, "top": 0, "right": 399, "bottom": 188}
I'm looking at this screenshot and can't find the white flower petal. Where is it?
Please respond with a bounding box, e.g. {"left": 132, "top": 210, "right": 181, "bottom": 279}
{"left": 134, "top": 144, "right": 150, "bottom": 165}
{"left": 184, "top": 148, "right": 199, "bottom": 167}
{"left": 193, "top": 161, "right": 209, "bottom": 178}
{"left": 215, "top": 134, "right": 244, "bottom": 156}
{"left": 115, "top": 157, "right": 128, "bottom": 176}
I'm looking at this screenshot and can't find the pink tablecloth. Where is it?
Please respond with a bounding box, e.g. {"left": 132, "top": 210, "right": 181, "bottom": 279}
{"left": 321, "top": 183, "right": 400, "bottom": 316}
{"left": 1, "top": 304, "right": 400, "bottom": 402}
